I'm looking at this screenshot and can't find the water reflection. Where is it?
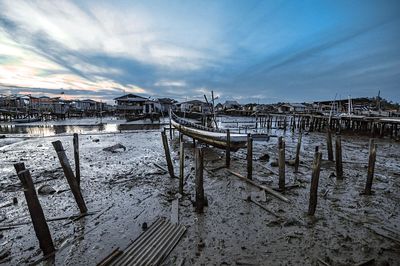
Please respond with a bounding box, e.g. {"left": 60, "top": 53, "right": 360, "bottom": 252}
{"left": 0, "top": 123, "right": 163, "bottom": 136}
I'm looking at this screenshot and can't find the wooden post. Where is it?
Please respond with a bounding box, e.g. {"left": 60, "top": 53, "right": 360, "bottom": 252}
{"left": 52, "top": 141, "right": 88, "bottom": 214}
{"left": 169, "top": 108, "right": 173, "bottom": 140}
{"left": 278, "top": 137, "right": 285, "bottom": 191}
{"left": 335, "top": 135, "right": 343, "bottom": 179}
{"left": 247, "top": 134, "right": 253, "bottom": 180}
{"left": 73, "top": 133, "right": 81, "bottom": 186}
{"left": 327, "top": 130, "right": 334, "bottom": 161}
{"left": 226, "top": 129, "right": 231, "bottom": 168}
{"left": 364, "top": 139, "right": 377, "bottom": 195}
{"left": 179, "top": 139, "right": 184, "bottom": 194}
{"left": 195, "top": 148, "right": 204, "bottom": 213}
{"left": 308, "top": 150, "right": 322, "bottom": 215}
{"left": 161, "top": 132, "right": 175, "bottom": 179}
{"left": 294, "top": 133, "right": 302, "bottom": 173}
{"left": 14, "top": 163, "right": 55, "bottom": 255}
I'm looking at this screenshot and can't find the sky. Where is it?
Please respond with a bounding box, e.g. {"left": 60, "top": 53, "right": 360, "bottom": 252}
{"left": 0, "top": 0, "right": 399, "bottom": 104}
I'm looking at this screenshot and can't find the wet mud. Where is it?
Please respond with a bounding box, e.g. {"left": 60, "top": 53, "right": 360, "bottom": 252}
{"left": 0, "top": 121, "right": 399, "bottom": 265}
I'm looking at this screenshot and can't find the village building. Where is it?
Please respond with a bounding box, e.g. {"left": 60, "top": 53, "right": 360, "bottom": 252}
{"left": 215, "top": 103, "right": 224, "bottom": 112}
{"left": 277, "top": 103, "right": 307, "bottom": 113}
{"left": 114, "top": 94, "right": 160, "bottom": 115}
{"left": 157, "top": 98, "right": 178, "bottom": 114}
{"left": 30, "top": 96, "right": 70, "bottom": 115}
{"left": 256, "top": 104, "right": 278, "bottom": 113}
{"left": 0, "top": 94, "right": 29, "bottom": 111}
{"left": 223, "top": 100, "right": 241, "bottom": 110}
{"left": 175, "top": 100, "right": 212, "bottom": 114}
{"left": 242, "top": 103, "right": 258, "bottom": 112}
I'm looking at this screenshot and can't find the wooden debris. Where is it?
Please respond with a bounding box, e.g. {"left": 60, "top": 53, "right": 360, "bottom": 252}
{"left": 97, "top": 248, "right": 123, "bottom": 266}
{"left": 316, "top": 257, "right": 331, "bottom": 266}
{"left": 246, "top": 197, "right": 280, "bottom": 218}
{"left": 354, "top": 258, "right": 375, "bottom": 266}
{"left": 226, "top": 169, "right": 290, "bottom": 203}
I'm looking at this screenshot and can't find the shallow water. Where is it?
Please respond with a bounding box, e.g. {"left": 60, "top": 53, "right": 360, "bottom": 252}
{"left": 0, "top": 117, "right": 168, "bottom": 136}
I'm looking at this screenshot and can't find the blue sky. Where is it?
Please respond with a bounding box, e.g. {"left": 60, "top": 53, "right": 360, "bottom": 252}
{"left": 0, "top": 0, "right": 399, "bottom": 103}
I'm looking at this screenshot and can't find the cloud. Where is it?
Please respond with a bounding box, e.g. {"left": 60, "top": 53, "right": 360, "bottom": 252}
{"left": 0, "top": 0, "right": 399, "bottom": 103}
{"left": 154, "top": 80, "right": 186, "bottom": 87}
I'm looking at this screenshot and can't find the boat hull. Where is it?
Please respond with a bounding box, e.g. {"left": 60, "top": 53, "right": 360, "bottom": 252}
{"left": 171, "top": 118, "right": 247, "bottom": 151}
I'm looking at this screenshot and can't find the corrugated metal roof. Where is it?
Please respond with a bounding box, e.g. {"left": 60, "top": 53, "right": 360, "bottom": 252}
{"left": 103, "top": 218, "right": 186, "bottom": 266}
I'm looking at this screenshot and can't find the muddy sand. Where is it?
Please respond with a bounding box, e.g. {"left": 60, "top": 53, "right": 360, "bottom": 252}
{"left": 0, "top": 128, "right": 399, "bottom": 265}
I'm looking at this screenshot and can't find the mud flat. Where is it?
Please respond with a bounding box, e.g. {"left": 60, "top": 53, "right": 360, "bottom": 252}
{"left": 0, "top": 125, "right": 399, "bottom": 265}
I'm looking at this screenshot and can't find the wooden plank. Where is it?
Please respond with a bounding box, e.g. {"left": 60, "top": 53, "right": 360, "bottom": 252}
{"left": 226, "top": 169, "right": 290, "bottom": 203}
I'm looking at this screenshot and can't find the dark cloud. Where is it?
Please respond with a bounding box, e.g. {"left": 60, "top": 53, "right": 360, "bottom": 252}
{"left": 0, "top": 0, "right": 399, "bottom": 103}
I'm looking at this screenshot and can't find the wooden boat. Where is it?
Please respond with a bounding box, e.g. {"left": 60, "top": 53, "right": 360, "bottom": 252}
{"left": 170, "top": 111, "right": 248, "bottom": 151}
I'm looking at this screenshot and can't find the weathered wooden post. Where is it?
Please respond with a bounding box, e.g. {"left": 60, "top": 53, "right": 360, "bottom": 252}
{"left": 326, "top": 130, "right": 334, "bottom": 161}
{"left": 308, "top": 150, "right": 322, "bottom": 215}
{"left": 179, "top": 139, "right": 184, "bottom": 194}
{"left": 247, "top": 134, "right": 253, "bottom": 180}
{"left": 169, "top": 108, "right": 173, "bottom": 140}
{"left": 73, "top": 133, "right": 81, "bottom": 186}
{"left": 52, "top": 140, "right": 88, "bottom": 214}
{"left": 278, "top": 136, "right": 285, "bottom": 191}
{"left": 161, "top": 131, "right": 175, "bottom": 179}
{"left": 335, "top": 135, "right": 343, "bottom": 179}
{"left": 226, "top": 129, "right": 231, "bottom": 168}
{"left": 14, "top": 163, "right": 55, "bottom": 255}
{"left": 195, "top": 148, "right": 205, "bottom": 213}
{"left": 294, "top": 133, "right": 302, "bottom": 173}
{"left": 364, "top": 139, "right": 377, "bottom": 195}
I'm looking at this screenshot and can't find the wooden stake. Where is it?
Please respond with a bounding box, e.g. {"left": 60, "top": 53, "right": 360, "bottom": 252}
{"left": 14, "top": 163, "right": 55, "bottom": 255}
{"left": 161, "top": 131, "right": 175, "bottom": 179}
{"left": 169, "top": 108, "right": 173, "bottom": 140}
{"left": 308, "top": 151, "right": 322, "bottom": 215}
{"left": 364, "top": 139, "right": 377, "bottom": 195}
{"left": 335, "top": 135, "right": 343, "bottom": 179}
{"left": 327, "top": 129, "right": 333, "bottom": 161}
{"left": 294, "top": 133, "right": 302, "bottom": 173}
{"left": 52, "top": 140, "right": 87, "bottom": 214}
{"left": 179, "top": 140, "right": 184, "bottom": 194}
{"left": 226, "top": 129, "right": 231, "bottom": 168}
{"left": 195, "top": 148, "right": 204, "bottom": 213}
{"left": 247, "top": 134, "right": 253, "bottom": 180}
{"left": 278, "top": 137, "right": 285, "bottom": 191}
{"left": 73, "top": 133, "right": 81, "bottom": 186}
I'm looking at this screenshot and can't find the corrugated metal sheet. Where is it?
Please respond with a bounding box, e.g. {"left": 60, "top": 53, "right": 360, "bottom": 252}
{"left": 105, "top": 218, "right": 186, "bottom": 266}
